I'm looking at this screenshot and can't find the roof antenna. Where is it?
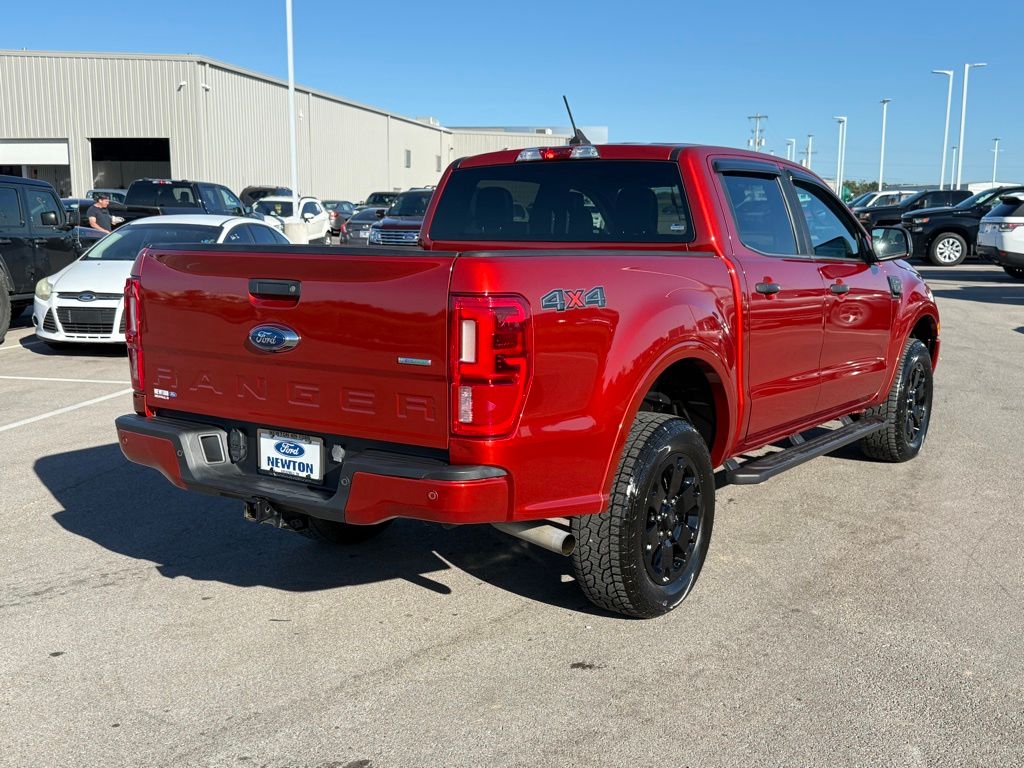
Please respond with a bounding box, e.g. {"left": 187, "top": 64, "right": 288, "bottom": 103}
{"left": 562, "top": 95, "right": 591, "bottom": 146}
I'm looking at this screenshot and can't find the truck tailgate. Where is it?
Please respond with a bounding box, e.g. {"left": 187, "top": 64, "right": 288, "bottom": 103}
{"left": 137, "top": 246, "right": 455, "bottom": 449}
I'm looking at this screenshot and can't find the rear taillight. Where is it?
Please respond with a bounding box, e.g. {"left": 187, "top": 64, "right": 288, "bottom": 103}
{"left": 125, "top": 276, "right": 144, "bottom": 396}
{"left": 340, "top": 221, "right": 347, "bottom": 234}
{"left": 998, "top": 223, "right": 1023, "bottom": 232}
{"left": 450, "top": 295, "right": 532, "bottom": 437}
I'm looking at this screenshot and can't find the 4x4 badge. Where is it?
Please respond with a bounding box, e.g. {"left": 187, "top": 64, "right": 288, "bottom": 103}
{"left": 541, "top": 287, "right": 606, "bottom": 312}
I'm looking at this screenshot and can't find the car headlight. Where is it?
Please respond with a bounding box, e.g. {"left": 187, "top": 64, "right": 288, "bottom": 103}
{"left": 369, "top": 229, "right": 382, "bottom": 244}
{"left": 911, "top": 217, "right": 929, "bottom": 225}
{"left": 35, "top": 278, "right": 53, "bottom": 300}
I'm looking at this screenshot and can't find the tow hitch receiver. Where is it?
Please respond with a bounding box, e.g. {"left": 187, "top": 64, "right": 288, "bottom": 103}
{"left": 243, "top": 498, "right": 309, "bottom": 533}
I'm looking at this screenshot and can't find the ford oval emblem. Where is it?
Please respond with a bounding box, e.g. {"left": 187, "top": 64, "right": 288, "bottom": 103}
{"left": 248, "top": 324, "right": 300, "bottom": 353}
{"left": 274, "top": 440, "right": 305, "bottom": 458}
{"left": 78, "top": 291, "right": 96, "bottom": 302}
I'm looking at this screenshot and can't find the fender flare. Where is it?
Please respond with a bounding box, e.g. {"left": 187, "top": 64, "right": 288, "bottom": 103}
{"left": 875, "top": 307, "right": 940, "bottom": 401}
{"left": 600, "top": 341, "right": 738, "bottom": 497}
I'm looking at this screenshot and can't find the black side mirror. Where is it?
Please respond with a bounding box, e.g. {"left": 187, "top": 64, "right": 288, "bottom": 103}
{"left": 376, "top": 208, "right": 386, "bottom": 219}
{"left": 872, "top": 227, "right": 911, "bottom": 262}
{"left": 40, "top": 211, "right": 60, "bottom": 227}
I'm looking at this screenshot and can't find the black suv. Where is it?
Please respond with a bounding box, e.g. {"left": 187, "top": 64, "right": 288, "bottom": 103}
{"left": 900, "top": 186, "right": 1024, "bottom": 266}
{"left": 0, "top": 175, "right": 85, "bottom": 342}
{"left": 855, "top": 189, "right": 972, "bottom": 229}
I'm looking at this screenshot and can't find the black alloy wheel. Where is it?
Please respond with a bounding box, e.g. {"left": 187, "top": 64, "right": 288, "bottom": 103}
{"left": 902, "top": 358, "right": 930, "bottom": 446}
{"left": 642, "top": 452, "right": 705, "bottom": 587}
{"left": 572, "top": 412, "right": 715, "bottom": 618}
{"left": 860, "top": 338, "right": 934, "bottom": 462}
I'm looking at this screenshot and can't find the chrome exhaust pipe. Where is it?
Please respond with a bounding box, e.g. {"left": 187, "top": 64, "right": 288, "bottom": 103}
{"left": 492, "top": 521, "right": 575, "bottom": 556}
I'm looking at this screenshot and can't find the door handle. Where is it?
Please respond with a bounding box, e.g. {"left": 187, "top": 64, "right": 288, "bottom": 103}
{"left": 755, "top": 282, "right": 781, "bottom": 295}
{"left": 32, "top": 238, "right": 50, "bottom": 245}
{"left": 829, "top": 282, "right": 850, "bottom": 295}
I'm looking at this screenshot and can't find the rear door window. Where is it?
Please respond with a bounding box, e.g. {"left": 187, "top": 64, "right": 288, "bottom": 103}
{"left": 250, "top": 224, "right": 289, "bottom": 244}
{"left": 720, "top": 173, "right": 798, "bottom": 255}
{"left": 988, "top": 198, "right": 1024, "bottom": 218}
{"left": 0, "top": 186, "right": 24, "bottom": 229}
{"left": 223, "top": 224, "right": 255, "bottom": 244}
{"left": 429, "top": 160, "right": 693, "bottom": 243}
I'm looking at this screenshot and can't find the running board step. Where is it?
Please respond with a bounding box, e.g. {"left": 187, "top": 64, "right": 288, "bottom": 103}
{"left": 725, "top": 416, "right": 886, "bottom": 485}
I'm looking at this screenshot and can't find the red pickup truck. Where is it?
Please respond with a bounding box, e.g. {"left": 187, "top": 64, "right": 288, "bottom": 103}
{"left": 115, "top": 144, "right": 939, "bottom": 618}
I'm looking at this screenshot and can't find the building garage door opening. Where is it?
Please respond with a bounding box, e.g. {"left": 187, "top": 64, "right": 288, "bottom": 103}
{"left": 0, "top": 139, "right": 72, "bottom": 196}
{"left": 91, "top": 138, "right": 171, "bottom": 190}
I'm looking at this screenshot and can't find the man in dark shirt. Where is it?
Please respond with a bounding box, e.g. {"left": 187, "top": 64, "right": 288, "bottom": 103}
{"left": 87, "top": 193, "right": 113, "bottom": 234}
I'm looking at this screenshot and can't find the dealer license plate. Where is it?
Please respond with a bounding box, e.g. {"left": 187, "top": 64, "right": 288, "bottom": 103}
{"left": 359, "top": 230, "right": 369, "bottom": 238}
{"left": 258, "top": 429, "right": 324, "bottom": 482}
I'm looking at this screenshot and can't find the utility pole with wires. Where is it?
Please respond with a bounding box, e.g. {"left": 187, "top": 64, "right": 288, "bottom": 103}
{"left": 786, "top": 138, "right": 796, "bottom": 162}
{"left": 747, "top": 114, "right": 768, "bottom": 152}
{"left": 802, "top": 134, "right": 815, "bottom": 169}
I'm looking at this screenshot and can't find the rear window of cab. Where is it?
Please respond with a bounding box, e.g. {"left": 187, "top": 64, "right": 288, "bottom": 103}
{"left": 428, "top": 160, "right": 693, "bottom": 243}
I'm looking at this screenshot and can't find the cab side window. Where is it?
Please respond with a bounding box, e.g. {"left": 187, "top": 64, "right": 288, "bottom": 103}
{"left": 28, "top": 190, "right": 62, "bottom": 228}
{"left": 300, "top": 201, "right": 319, "bottom": 217}
{"left": 721, "top": 173, "right": 798, "bottom": 255}
{"left": 0, "top": 187, "right": 23, "bottom": 228}
{"left": 218, "top": 187, "right": 244, "bottom": 215}
{"left": 794, "top": 181, "right": 861, "bottom": 259}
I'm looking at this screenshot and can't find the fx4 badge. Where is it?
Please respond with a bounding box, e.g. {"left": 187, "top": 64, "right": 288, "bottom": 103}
{"left": 541, "top": 287, "right": 607, "bottom": 312}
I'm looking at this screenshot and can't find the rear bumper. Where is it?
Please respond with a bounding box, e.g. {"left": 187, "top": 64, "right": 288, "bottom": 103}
{"left": 115, "top": 414, "right": 511, "bottom": 526}
{"left": 977, "top": 244, "right": 1024, "bottom": 268}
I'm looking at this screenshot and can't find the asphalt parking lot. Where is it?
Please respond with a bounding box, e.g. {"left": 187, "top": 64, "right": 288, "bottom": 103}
{"left": 1, "top": 263, "right": 1022, "bottom": 768}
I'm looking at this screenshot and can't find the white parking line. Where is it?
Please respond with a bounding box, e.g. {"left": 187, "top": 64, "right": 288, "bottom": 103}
{"left": 0, "top": 340, "right": 44, "bottom": 353}
{"left": 0, "top": 389, "right": 132, "bottom": 434}
{"left": 0, "top": 375, "right": 130, "bottom": 385}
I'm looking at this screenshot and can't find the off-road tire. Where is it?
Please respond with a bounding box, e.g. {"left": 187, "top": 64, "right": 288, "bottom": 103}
{"left": 928, "top": 232, "right": 967, "bottom": 266}
{"left": 860, "top": 339, "right": 933, "bottom": 462}
{"left": 571, "top": 412, "right": 715, "bottom": 618}
{"left": 0, "top": 289, "right": 11, "bottom": 344}
{"left": 1003, "top": 266, "right": 1024, "bottom": 281}
{"left": 307, "top": 517, "right": 392, "bottom": 545}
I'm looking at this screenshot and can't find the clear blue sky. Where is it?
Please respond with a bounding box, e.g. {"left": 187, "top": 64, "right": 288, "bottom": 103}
{"left": 2, "top": 0, "right": 1017, "bottom": 185}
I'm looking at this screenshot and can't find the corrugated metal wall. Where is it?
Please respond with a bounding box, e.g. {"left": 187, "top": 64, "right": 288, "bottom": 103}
{"left": 0, "top": 52, "right": 458, "bottom": 201}
{"left": 451, "top": 131, "right": 569, "bottom": 158}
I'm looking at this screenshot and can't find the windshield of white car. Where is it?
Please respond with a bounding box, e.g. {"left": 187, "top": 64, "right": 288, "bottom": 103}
{"left": 254, "top": 200, "right": 293, "bottom": 217}
{"left": 83, "top": 224, "right": 221, "bottom": 260}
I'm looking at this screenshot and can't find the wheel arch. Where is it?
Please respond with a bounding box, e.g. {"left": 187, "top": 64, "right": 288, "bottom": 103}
{"left": 908, "top": 310, "right": 939, "bottom": 367}
{"left": 603, "top": 345, "right": 737, "bottom": 495}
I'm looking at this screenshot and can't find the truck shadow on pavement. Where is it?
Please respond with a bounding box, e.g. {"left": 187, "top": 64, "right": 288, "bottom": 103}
{"left": 37, "top": 444, "right": 601, "bottom": 615}
{"left": 916, "top": 266, "right": 1024, "bottom": 307}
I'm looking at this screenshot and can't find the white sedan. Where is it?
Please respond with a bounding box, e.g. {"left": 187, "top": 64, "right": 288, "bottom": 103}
{"left": 253, "top": 196, "right": 331, "bottom": 244}
{"left": 32, "top": 214, "right": 289, "bottom": 346}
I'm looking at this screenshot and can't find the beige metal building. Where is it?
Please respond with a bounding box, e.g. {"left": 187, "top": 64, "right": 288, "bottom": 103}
{"left": 0, "top": 50, "right": 581, "bottom": 201}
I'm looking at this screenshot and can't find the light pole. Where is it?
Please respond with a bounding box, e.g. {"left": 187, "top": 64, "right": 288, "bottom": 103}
{"left": 949, "top": 146, "right": 958, "bottom": 189}
{"left": 878, "top": 99, "right": 891, "bottom": 191}
{"left": 284, "top": 0, "right": 301, "bottom": 242}
{"left": 786, "top": 138, "right": 796, "bottom": 162}
{"left": 992, "top": 137, "right": 1002, "bottom": 185}
{"left": 955, "top": 62, "right": 987, "bottom": 190}
{"left": 833, "top": 116, "right": 847, "bottom": 200}
{"left": 932, "top": 69, "right": 954, "bottom": 189}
